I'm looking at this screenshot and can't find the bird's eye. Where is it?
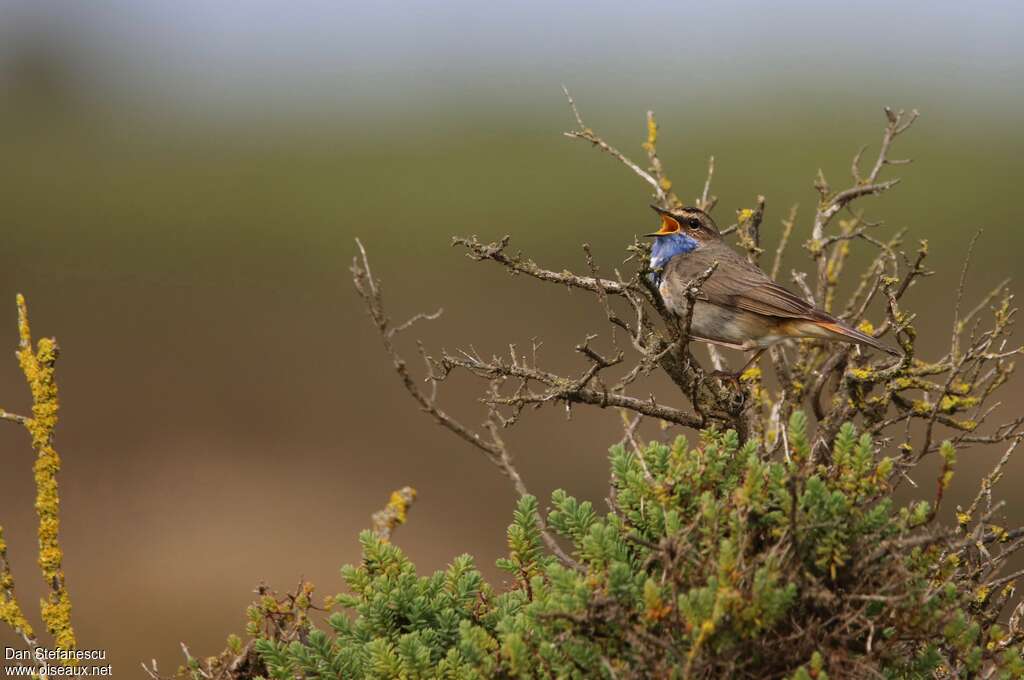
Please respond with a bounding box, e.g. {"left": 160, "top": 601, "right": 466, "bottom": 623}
{"left": 686, "top": 218, "right": 702, "bottom": 229}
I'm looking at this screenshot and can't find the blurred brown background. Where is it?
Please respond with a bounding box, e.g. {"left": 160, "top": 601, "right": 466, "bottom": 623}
{"left": 1, "top": 2, "right": 1023, "bottom": 675}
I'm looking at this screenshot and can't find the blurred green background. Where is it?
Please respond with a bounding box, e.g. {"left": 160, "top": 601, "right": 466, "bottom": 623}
{"left": 1, "top": 1, "right": 1023, "bottom": 674}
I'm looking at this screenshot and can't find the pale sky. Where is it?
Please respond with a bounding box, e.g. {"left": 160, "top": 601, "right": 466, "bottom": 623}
{"left": 2, "top": 1, "right": 1021, "bottom": 118}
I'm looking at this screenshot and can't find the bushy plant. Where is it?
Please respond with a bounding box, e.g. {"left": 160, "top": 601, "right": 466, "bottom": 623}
{"left": 166, "top": 415, "right": 1022, "bottom": 679}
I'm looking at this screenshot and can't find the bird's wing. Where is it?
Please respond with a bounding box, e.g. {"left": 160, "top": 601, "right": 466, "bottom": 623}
{"left": 704, "top": 273, "right": 829, "bottom": 320}
{"left": 665, "top": 245, "right": 831, "bottom": 322}
{"left": 659, "top": 244, "right": 899, "bottom": 355}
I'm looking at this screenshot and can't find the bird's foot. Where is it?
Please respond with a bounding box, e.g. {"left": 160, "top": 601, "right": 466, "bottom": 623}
{"left": 700, "top": 370, "right": 748, "bottom": 410}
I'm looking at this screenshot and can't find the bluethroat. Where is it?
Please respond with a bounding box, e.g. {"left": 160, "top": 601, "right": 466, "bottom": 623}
{"left": 647, "top": 205, "right": 898, "bottom": 377}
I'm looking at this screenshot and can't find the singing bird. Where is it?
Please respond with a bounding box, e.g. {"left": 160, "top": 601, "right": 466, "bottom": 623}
{"left": 647, "top": 205, "right": 897, "bottom": 376}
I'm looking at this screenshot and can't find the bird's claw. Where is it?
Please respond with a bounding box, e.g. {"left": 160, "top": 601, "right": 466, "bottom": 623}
{"left": 698, "top": 370, "right": 748, "bottom": 409}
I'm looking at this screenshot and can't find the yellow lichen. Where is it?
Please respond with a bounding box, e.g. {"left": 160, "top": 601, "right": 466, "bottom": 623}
{"left": 0, "top": 295, "right": 76, "bottom": 651}
{"left": 371, "top": 486, "right": 417, "bottom": 542}
{"left": 0, "top": 526, "right": 36, "bottom": 642}
{"left": 950, "top": 381, "right": 972, "bottom": 395}
{"left": 643, "top": 114, "right": 657, "bottom": 151}
{"left": 991, "top": 525, "right": 1010, "bottom": 542}
{"left": 740, "top": 366, "right": 762, "bottom": 382}
{"left": 0, "top": 599, "right": 35, "bottom": 642}
{"left": 847, "top": 367, "right": 874, "bottom": 381}
{"left": 388, "top": 489, "right": 413, "bottom": 523}
{"left": 938, "top": 394, "right": 980, "bottom": 413}
{"left": 911, "top": 400, "right": 931, "bottom": 415}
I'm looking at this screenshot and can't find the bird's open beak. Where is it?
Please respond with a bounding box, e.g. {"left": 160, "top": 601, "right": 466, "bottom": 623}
{"left": 645, "top": 204, "right": 680, "bottom": 237}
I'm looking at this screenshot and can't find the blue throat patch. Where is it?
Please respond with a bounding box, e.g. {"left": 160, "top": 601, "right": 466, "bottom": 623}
{"left": 648, "top": 232, "right": 699, "bottom": 286}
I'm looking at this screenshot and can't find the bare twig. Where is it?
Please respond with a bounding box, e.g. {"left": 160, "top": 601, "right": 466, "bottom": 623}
{"left": 352, "top": 239, "right": 578, "bottom": 568}
{"left": 562, "top": 87, "right": 667, "bottom": 205}
{"left": 770, "top": 204, "right": 798, "bottom": 281}
{"left": 810, "top": 107, "right": 919, "bottom": 300}
{"left": 0, "top": 409, "right": 29, "bottom": 426}
{"left": 696, "top": 156, "right": 717, "bottom": 213}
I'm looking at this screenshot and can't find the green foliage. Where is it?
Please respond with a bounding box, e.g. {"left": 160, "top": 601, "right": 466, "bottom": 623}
{"left": 225, "top": 416, "right": 1024, "bottom": 679}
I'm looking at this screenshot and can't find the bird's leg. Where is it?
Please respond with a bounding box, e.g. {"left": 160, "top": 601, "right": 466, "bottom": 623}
{"left": 707, "top": 348, "right": 766, "bottom": 385}
{"left": 737, "top": 347, "right": 767, "bottom": 378}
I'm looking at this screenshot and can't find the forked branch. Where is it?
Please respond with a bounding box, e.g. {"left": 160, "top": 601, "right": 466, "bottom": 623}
{"left": 352, "top": 240, "right": 578, "bottom": 568}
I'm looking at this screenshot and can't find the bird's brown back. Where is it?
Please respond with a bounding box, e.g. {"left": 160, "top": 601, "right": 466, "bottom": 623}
{"left": 661, "top": 240, "right": 833, "bottom": 323}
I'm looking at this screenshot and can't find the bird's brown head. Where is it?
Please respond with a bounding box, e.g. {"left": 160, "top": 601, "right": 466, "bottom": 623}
{"left": 647, "top": 205, "right": 720, "bottom": 241}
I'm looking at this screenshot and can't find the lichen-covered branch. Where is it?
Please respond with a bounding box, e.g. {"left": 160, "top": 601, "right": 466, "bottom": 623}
{"left": 0, "top": 525, "right": 36, "bottom": 647}
{"left": 0, "top": 295, "right": 76, "bottom": 655}
{"left": 370, "top": 487, "right": 417, "bottom": 543}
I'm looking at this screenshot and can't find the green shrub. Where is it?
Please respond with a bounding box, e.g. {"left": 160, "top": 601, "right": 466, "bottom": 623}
{"left": 171, "top": 415, "right": 1022, "bottom": 679}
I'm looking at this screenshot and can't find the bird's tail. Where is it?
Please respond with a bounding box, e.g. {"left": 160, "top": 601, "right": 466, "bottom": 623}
{"left": 815, "top": 321, "right": 901, "bottom": 356}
